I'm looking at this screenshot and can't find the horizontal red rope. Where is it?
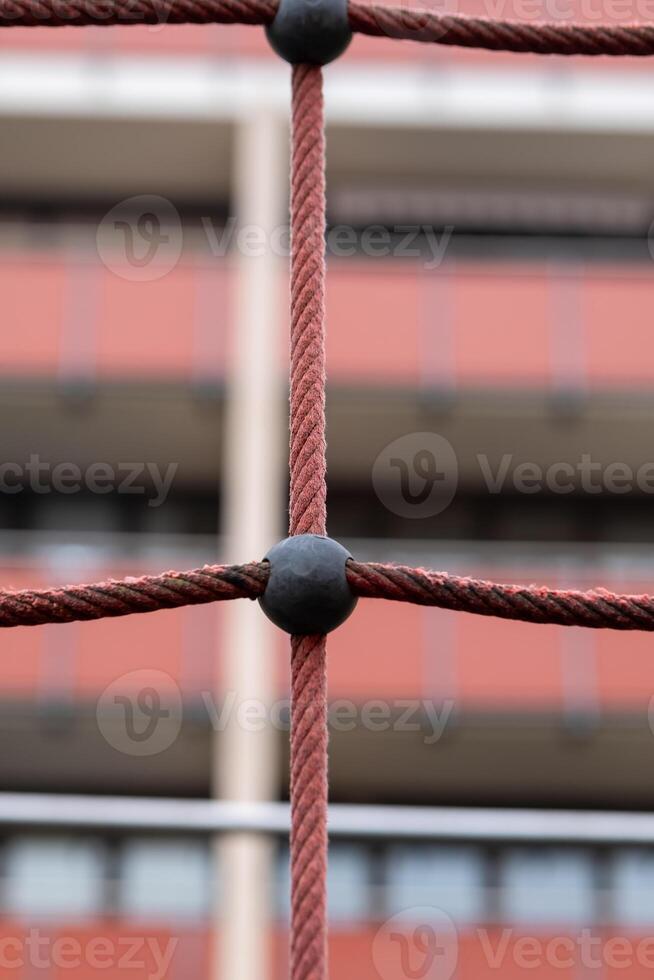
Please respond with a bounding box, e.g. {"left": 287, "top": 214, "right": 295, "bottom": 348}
{"left": 1, "top": 558, "right": 654, "bottom": 630}
{"left": 346, "top": 560, "right": 654, "bottom": 630}
{"left": 0, "top": 0, "right": 276, "bottom": 26}
{"left": 0, "top": 562, "right": 267, "bottom": 627}
{"left": 1, "top": 0, "right": 653, "bottom": 58}
{"left": 349, "top": 2, "right": 654, "bottom": 55}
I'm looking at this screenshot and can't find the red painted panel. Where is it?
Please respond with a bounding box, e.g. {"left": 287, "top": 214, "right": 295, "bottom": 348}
{"left": 0, "top": 27, "right": 105, "bottom": 52}
{"left": 0, "top": 565, "right": 48, "bottom": 589}
{"left": 327, "top": 264, "right": 421, "bottom": 384}
{"left": 595, "top": 629, "right": 654, "bottom": 711}
{"left": 603, "top": 928, "right": 654, "bottom": 980}
{"left": 0, "top": 256, "right": 66, "bottom": 375}
{"left": 0, "top": 566, "right": 47, "bottom": 696}
{"left": 0, "top": 922, "right": 650, "bottom": 979}
{"left": 0, "top": 627, "right": 43, "bottom": 695}
{"left": 583, "top": 271, "right": 654, "bottom": 386}
{"left": 108, "top": 23, "right": 229, "bottom": 56}
{"left": 453, "top": 268, "right": 552, "bottom": 385}
{"left": 327, "top": 598, "right": 425, "bottom": 699}
{"left": 456, "top": 615, "right": 563, "bottom": 707}
{"left": 0, "top": 922, "right": 29, "bottom": 979}
{"left": 4, "top": 253, "right": 654, "bottom": 389}
{"left": 74, "top": 609, "right": 185, "bottom": 695}
{"left": 318, "top": 928, "right": 588, "bottom": 980}
{"left": 95, "top": 264, "right": 199, "bottom": 379}
{"left": 458, "top": 929, "right": 579, "bottom": 980}
{"left": 48, "top": 925, "right": 183, "bottom": 980}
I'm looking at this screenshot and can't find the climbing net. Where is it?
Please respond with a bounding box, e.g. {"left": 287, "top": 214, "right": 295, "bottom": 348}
{"left": 1, "top": 3, "right": 653, "bottom": 978}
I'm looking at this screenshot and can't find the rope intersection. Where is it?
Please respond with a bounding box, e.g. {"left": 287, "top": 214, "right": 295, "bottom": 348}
{"left": 2, "top": 0, "right": 654, "bottom": 57}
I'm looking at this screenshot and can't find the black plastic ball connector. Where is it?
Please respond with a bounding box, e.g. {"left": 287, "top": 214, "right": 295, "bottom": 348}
{"left": 265, "top": 0, "right": 352, "bottom": 65}
{"left": 259, "top": 534, "right": 358, "bottom": 635}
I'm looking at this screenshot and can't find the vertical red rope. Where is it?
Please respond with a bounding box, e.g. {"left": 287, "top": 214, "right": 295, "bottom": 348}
{"left": 289, "top": 633, "right": 327, "bottom": 978}
{"left": 289, "top": 63, "right": 328, "bottom": 980}
{"left": 289, "top": 62, "right": 327, "bottom": 540}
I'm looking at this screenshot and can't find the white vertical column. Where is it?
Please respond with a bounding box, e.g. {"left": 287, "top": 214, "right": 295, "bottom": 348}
{"left": 214, "top": 108, "right": 286, "bottom": 980}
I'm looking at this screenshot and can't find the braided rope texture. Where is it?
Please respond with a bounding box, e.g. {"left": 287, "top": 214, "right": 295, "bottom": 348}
{"left": 0, "top": 563, "right": 267, "bottom": 627}
{"left": 0, "top": 0, "right": 276, "bottom": 25}
{"left": 348, "top": 1, "right": 654, "bottom": 55}
{"left": 290, "top": 634, "right": 328, "bottom": 980}
{"left": 289, "top": 64, "right": 327, "bottom": 541}
{"left": 347, "top": 561, "right": 654, "bottom": 630}
{"left": 3, "top": 560, "right": 654, "bottom": 630}
{"left": 2, "top": 0, "right": 654, "bottom": 57}
{"left": 289, "top": 63, "right": 329, "bottom": 980}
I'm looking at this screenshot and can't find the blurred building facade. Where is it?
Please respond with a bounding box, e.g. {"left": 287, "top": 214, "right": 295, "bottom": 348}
{"left": 0, "top": 9, "right": 653, "bottom": 979}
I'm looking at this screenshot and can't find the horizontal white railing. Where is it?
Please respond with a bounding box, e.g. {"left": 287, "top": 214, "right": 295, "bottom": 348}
{"left": 0, "top": 530, "right": 652, "bottom": 575}
{"left": 1, "top": 793, "right": 654, "bottom": 845}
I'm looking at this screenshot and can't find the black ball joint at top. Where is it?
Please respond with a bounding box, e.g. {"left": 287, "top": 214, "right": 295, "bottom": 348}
{"left": 258, "top": 534, "right": 358, "bottom": 635}
{"left": 265, "top": 0, "right": 352, "bottom": 66}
